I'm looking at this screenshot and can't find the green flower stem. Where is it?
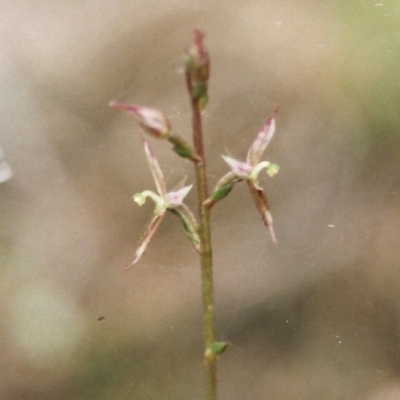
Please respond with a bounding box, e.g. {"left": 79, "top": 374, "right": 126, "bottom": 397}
{"left": 185, "top": 70, "right": 217, "bottom": 400}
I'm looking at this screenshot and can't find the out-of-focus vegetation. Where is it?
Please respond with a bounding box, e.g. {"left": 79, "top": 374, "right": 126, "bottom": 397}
{"left": 1, "top": 1, "right": 400, "bottom": 399}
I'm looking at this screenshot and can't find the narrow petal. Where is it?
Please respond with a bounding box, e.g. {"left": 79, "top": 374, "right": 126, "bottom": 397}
{"left": 143, "top": 138, "right": 167, "bottom": 197}
{"left": 165, "top": 185, "right": 192, "bottom": 207}
{"left": 221, "top": 155, "right": 252, "bottom": 178}
{"left": 126, "top": 214, "right": 164, "bottom": 269}
{"left": 246, "top": 108, "right": 278, "bottom": 166}
{"left": 246, "top": 181, "right": 278, "bottom": 244}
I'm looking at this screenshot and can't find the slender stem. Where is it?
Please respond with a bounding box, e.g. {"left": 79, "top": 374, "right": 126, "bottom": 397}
{"left": 185, "top": 71, "right": 217, "bottom": 400}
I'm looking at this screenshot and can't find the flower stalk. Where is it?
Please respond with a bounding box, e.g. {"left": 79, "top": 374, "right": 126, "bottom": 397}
{"left": 110, "top": 29, "right": 280, "bottom": 400}
{"left": 185, "top": 30, "right": 218, "bottom": 400}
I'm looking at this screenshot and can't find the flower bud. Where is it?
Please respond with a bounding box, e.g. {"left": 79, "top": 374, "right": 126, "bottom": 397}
{"left": 185, "top": 30, "right": 210, "bottom": 109}
{"left": 185, "top": 29, "right": 210, "bottom": 82}
{"left": 109, "top": 101, "right": 171, "bottom": 139}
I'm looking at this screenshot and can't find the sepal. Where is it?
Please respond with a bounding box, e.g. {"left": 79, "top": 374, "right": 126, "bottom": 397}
{"left": 126, "top": 214, "right": 163, "bottom": 269}
{"left": 246, "top": 107, "right": 278, "bottom": 165}
{"left": 247, "top": 181, "right": 277, "bottom": 244}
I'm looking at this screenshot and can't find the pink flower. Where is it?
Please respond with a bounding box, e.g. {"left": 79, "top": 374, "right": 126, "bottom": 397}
{"left": 211, "top": 109, "right": 279, "bottom": 243}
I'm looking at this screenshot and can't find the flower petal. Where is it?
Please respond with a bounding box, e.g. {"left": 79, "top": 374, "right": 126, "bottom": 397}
{"left": 246, "top": 108, "right": 277, "bottom": 166}
{"left": 221, "top": 155, "right": 252, "bottom": 178}
{"left": 126, "top": 214, "right": 164, "bottom": 269}
{"left": 143, "top": 138, "right": 167, "bottom": 197}
{"left": 165, "top": 185, "right": 192, "bottom": 207}
{"left": 246, "top": 181, "right": 277, "bottom": 244}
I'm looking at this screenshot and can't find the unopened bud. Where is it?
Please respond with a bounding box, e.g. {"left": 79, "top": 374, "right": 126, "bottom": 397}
{"left": 185, "top": 29, "right": 210, "bottom": 82}
{"left": 109, "top": 101, "right": 171, "bottom": 139}
{"left": 185, "top": 30, "right": 210, "bottom": 109}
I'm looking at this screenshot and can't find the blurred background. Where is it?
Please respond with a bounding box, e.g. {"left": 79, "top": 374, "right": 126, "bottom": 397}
{"left": 1, "top": 1, "right": 400, "bottom": 399}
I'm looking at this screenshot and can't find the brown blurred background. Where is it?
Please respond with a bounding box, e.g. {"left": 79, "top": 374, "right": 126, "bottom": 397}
{"left": 1, "top": 1, "right": 400, "bottom": 399}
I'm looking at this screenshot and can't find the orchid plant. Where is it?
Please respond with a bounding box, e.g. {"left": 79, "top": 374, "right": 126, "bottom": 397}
{"left": 110, "top": 30, "right": 280, "bottom": 400}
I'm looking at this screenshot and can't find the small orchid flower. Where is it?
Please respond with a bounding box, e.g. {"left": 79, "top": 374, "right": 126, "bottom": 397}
{"left": 208, "top": 109, "right": 279, "bottom": 243}
{"left": 128, "top": 138, "right": 200, "bottom": 269}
